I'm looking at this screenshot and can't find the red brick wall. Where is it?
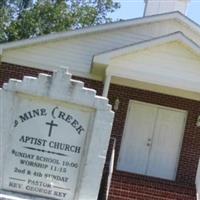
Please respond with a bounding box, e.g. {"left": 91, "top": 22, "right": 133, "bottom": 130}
{"left": 0, "top": 63, "right": 53, "bottom": 87}
{"left": 1, "top": 62, "right": 198, "bottom": 199}
{"left": 0, "top": 62, "right": 103, "bottom": 95}
{"left": 106, "top": 84, "right": 200, "bottom": 200}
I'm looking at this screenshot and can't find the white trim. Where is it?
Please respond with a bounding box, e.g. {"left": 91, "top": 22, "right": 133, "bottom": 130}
{"left": 129, "top": 100, "right": 187, "bottom": 113}
{"left": 107, "top": 67, "right": 200, "bottom": 94}
{"left": 1, "top": 12, "right": 200, "bottom": 54}
{"left": 102, "top": 74, "right": 111, "bottom": 97}
{"left": 196, "top": 159, "right": 200, "bottom": 199}
{"left": 93, "top": 32, "right": 200, "bottom": 66}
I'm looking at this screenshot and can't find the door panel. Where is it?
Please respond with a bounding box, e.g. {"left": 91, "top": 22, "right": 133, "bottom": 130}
{"left": 117, "top": 102, "right": 157, "bottom": 175}
{"left": 117, "top": 101, "right": 187, "bottom": 180}
{"left": 147, "top": 108, "right": 186, "bottom": 180}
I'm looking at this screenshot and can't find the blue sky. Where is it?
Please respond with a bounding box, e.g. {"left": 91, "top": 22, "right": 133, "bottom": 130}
{"left": 110, "top": 0, "right": 200, "bottom": 25}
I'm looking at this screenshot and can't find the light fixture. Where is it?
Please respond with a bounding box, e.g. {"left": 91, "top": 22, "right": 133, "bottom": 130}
{"left": 196, "top": 115, "right": 200, "bottom": 127}
{"left": 114, "top": 98, "right": 120, "bottom": 111}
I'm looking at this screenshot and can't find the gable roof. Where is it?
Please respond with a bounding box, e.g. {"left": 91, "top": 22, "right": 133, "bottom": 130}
{"left": 1, "top": 11, "right": 200, "bottom": 55}
{"left": 95, "top": 32, "right": 200, "bottom": 94}
{"left": 93, "top": 31, "right": 200, "bottom": 67}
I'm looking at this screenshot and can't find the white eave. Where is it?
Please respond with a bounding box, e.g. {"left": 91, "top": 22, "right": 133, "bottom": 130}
{"left": 93, "top": 31, "right": 200, "bottom": 67}
{"left": 1, "top": 11, "right": 200, "bottom": 54}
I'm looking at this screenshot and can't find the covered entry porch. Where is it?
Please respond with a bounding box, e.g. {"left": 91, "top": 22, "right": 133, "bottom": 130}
{"left": 93, "top": 32, "right": 200, "bottom": 199}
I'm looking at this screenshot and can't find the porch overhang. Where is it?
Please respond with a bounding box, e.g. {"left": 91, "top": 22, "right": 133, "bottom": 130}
{"left": 92, "top": 32, "right": 200, "bottom": 97}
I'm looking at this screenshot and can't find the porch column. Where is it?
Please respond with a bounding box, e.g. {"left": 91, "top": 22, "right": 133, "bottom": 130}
{"left": 102, "top": 74, "right": 111, "bottom": 97}
{"left": 196, "top": 159, "right": 200, "bottom": 199}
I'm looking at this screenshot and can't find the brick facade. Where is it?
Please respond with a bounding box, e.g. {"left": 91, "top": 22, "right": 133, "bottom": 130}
{"left": 0, "top": 62, "right": 198, "bottom": 199}
{"left": 105, "top": 83, "right": 200, "bottom": 200}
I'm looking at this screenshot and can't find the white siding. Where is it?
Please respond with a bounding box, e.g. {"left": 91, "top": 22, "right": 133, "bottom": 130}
{"left": 2, "top": 19, "right": 200, "bottom": 78}
{"left": 108, "top": 41, "right": 200, "bottom": 93}
{"left": 111, "top": 77, "right": 200, "bottom": 101}
{"left": 2, "top": 24, "right": 155, "bottom": 75}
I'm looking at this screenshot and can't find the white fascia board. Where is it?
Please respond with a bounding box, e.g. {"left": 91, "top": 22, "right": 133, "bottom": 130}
{"left": 108, "top": 67, "right": 200, "bottom": 94}
{"left": 0, "top": 11, "right": 199, "bottom": 55}
{"left": 93, "top": 31, "right": 200, "bottom": 66}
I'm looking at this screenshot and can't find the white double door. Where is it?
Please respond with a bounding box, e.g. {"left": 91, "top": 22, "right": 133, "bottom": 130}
{"left": 118, "top": 101, "right": 187, "bottom": 180}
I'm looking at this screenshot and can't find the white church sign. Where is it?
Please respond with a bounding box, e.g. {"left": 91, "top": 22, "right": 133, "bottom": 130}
{"left": 0, "top": 68, "right": 114, "bottom": 200}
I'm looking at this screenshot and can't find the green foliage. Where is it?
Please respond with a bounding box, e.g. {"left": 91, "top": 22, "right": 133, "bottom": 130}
{"left": 0, "top": 0, "right": 120, "bottom": 43}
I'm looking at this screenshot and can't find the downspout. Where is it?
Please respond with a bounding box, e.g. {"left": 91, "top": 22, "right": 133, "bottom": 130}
{"left": 106, "top": 137, "right": 116, "bottom": 200}
{"left": 102, "top": 74, "right": 111, "bottom": 97}
{"left": 101, "top": 66, "right": 116, "bottom": 199}
{"left": 102, "top": 67, "right": 115, "bottom": 199}
{"left": 196, "top": 159, "right": 200, "bottom": 199}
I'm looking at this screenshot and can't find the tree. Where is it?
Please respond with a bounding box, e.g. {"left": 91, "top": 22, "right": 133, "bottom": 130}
{"left": 0, "top": 0, "right": 120, "bottom": 43}
{"left": 0, "top": 0, "right": 33, "bottom": 42}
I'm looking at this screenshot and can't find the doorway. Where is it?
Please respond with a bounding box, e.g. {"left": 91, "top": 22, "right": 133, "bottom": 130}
{"left": 117, "top": 101, "right": 187, "bottom": 180}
